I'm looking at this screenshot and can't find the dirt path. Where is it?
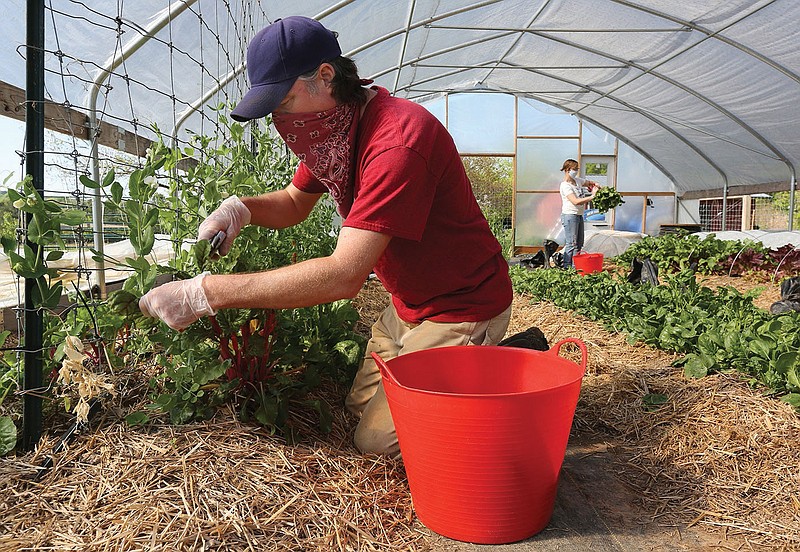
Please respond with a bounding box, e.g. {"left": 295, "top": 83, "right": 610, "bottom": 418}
{"left": 421, "top": 435, "right": 748, "bottom": 551}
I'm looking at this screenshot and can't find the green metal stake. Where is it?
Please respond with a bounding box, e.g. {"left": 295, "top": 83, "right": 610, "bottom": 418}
{"left": 23, "top": 0, "right": 45, "bottom": 451}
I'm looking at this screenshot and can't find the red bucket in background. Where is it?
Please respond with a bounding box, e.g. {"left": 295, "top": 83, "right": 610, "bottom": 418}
{"left": 373, "top": 339, "right": 587, "bottom": 544}
{"left": 573, "top": 252, "right": 604, "bottom": 275}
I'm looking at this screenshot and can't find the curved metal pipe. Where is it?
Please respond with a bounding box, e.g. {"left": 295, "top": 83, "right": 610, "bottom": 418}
{"left": 86, "top": 0, "right": 198, "bottom": 295}
{"left": 606, "top": 0, "right": 797, "bottom": 225}
{"left": 170, "top": 62, "right": 244, "bottom": 148}
{"left": 392, "top": 57, "right": 728, "bottom": 188}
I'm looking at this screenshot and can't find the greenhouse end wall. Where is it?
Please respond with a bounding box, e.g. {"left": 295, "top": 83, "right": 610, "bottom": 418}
{"left": 420, "top": 93, "right": 678, "bottom": 250}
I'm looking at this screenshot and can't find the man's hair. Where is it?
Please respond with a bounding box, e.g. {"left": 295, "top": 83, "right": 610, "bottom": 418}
{"left": 298, "top": 56, "right": 368, "bottom": 105}
{"left": 328, "top": 57, "right": 368, "bottom": 105}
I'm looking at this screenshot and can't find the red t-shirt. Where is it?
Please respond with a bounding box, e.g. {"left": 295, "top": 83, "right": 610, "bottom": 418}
{"left": 292, "top": 87, "right": 512, "bottom": 324}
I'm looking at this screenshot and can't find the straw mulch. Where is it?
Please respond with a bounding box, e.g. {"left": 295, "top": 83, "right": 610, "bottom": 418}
{"left": 1, "top": 274, "right": 799, "bottom": 551}
{"left": 1, "top": 279, "right": 418, "bottom": 552}
{"left": 0, "top": 402, "right": 424, "bottom": 551}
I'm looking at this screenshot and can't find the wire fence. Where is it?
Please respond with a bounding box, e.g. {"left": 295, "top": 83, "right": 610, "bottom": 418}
{"left": 752, "top": 196, "right": 792, "bottom": 230}
{"left": 699, "top": 196, "right": 793, "bottom": 231}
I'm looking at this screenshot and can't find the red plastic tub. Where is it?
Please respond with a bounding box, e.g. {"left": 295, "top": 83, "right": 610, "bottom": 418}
{"left": 573, "top": 252, "right": 604, "bottom": 275}
{"left": 373, "top": 339, "right": 586, "bottom": 544}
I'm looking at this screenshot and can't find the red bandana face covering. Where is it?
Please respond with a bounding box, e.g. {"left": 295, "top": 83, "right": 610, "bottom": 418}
{"left": 273, "top": 102, "right": 360, "bottom": 215}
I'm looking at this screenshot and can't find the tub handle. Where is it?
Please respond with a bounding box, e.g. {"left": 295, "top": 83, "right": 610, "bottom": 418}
{"left": 371, "top": 352, "right": 402, "bottom": 387}
{"left": 550, "top": 338, "right": 588, "bottom": 373}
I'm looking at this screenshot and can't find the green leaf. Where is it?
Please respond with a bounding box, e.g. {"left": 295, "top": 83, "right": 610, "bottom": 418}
{"left": 0, "top": 416, "right": 17, "bottom": 456}
{"left": 170, "top": 405, "right": 195, "bottom": 425}
{"left": 79, "top": 174, "right": 101, "bottom": 189}
{"left": 26, "top": 215, "right": 42, "bottom": 243}
{"left": 774, "top": 351, "right": 798, "bottom": 375}
{"left": 333, "top": 340, "right": 362, "bottom": 366}
{"left": 192, "top": 358, "right": 228, "bottom": 384}
{"left": 140, "top": 225, "right": 156, "bottom": 256}
{"left": 11, "top": 249, "right": 46, "bottom": 279}
{"left": 6, "top": 188, "right": 21, "bottom": 202}
{"left": 125, "top": 412, "right": 149, "bottom": 426}
{"left": 1, "top": 236, "right": 16, "bottom": 254}
{"left": 305, "top": 399, "right": 333, "bottom": 433}
{"left": 642, "top": 393, "right": 669, "bottom": 411}
{"left": 144, "top": 207, "right": 160, "bottom": 228}
{"left": 683, "top": 355, "right": 708, "bottom": 379}
{"left": 39, "top": 280, "right": 63, "bottom": 309}
{"left": 42, "top": 199, "right": 61, "bottom": 213}
{"left": 123, "top": 200, "right": 142, "bottom": 221}
{"left": 102, "top": 169, "right": 116, "bottom": 188}
{"left": 254, "top": 397, "right": 279, "bottom": 427}
{"left": 151, "top": 156, "right": 166, "bottom": 172}
{"left": 128, "top": 169, "right": 142, "bottom": 198}
{"left": 748, "top": 338, "right": 774, "bottom": 360}
{"left": 125, "top": 256, "right": 152, "bottom": 272}
{"left": 59, "top": 209, "right": 88, "bottom": 226}
{"left": 111, "top": 182, "right": 123, "bottom": 204}
{"left": 155, "top": 393, "right": 176, "bottom": 410}
{"left": 129, "top": 231, "right": 140, "bottom": 253}
{"left": 780, "top": 393, "right": 800, "bottom": 408}
{"left": 787, "top": 367, "right": 800, "bottom": 391}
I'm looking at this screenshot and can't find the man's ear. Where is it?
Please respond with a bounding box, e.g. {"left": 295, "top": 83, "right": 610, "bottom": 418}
{"left": 318, "top": 63, "right": 336, "bottom": 86}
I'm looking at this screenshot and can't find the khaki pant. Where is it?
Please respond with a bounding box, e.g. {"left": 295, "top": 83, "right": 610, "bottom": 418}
{"left": 345, "top": 302, "right": 512, "bottom": 456}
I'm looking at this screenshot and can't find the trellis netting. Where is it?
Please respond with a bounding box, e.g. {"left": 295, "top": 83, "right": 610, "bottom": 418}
{"left": 2, "top": 1, "right": 271, "bottom": 305}
{"left": 1, "top": 1, "right": 273, "bottom": 449}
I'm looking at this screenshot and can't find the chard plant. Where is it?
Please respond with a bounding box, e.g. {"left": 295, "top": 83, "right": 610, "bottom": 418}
{"left": 614, "top": 232, "right": 796, "bottom": 277}
{"left": 1, "top": 113, "right": 365, "bottom": 452}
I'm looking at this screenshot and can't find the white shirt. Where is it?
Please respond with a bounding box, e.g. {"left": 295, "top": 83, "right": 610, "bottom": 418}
{"left": 560, "top": 177, "right": 588, "bottom": 215}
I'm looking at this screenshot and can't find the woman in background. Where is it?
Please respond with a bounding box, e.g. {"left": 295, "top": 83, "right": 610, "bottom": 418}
{"left": 559, "top": 158, "right": 599, "bottom": 269}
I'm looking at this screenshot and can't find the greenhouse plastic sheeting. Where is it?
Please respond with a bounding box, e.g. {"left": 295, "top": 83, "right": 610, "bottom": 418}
{"left": 0, "top": 237, "right": 176, "bottom": 309}
{"left": 583, "top": 230, "right": 646, "bottom": 258}
{"left": 694, "top": 230, "right": 800, "bottom": 250}
{"left": 1, "top": 0, "right": 798, "bottom": 195}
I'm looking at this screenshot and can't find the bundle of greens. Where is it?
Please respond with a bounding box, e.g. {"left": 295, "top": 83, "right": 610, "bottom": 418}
{"left": 592, "top": 186, "right": 625, "bottom": 213}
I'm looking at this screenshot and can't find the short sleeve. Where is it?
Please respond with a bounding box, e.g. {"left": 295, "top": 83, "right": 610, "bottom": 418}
{"left": 291, "top": 162, "right": 327, "bottom": 194}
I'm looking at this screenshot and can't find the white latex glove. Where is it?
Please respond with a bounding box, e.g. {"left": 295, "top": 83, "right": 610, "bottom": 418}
{"left": 138, "top": 272, "right": 216, "bottom": 331}
{"left": 198, "top": 195, "right": 251, "bottom": 256}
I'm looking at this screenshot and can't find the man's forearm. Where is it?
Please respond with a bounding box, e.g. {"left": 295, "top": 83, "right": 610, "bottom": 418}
{"left": 202, "top": 255, "right": 365, "bottom": 311}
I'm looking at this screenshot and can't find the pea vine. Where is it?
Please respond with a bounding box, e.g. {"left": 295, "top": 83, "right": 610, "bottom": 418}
{"left": 0, "top": 112, "right": 365, "bottom": 454}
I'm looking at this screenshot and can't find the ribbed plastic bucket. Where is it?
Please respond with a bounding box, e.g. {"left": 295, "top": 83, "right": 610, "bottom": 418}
{"left": 374, "top": 339, "right": 586, "bottom": 544}
{"left": 573, "top": 252, "right": 604, "bottom": 275}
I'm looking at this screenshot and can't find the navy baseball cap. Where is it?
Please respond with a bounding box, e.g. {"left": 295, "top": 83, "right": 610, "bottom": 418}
{"left": 231, "top": 16, "right": 341, "bottom": 122}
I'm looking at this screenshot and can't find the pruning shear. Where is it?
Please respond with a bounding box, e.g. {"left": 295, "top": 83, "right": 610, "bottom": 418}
{"left": 209, "top": 230, "right": 226, "bottom": 257}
